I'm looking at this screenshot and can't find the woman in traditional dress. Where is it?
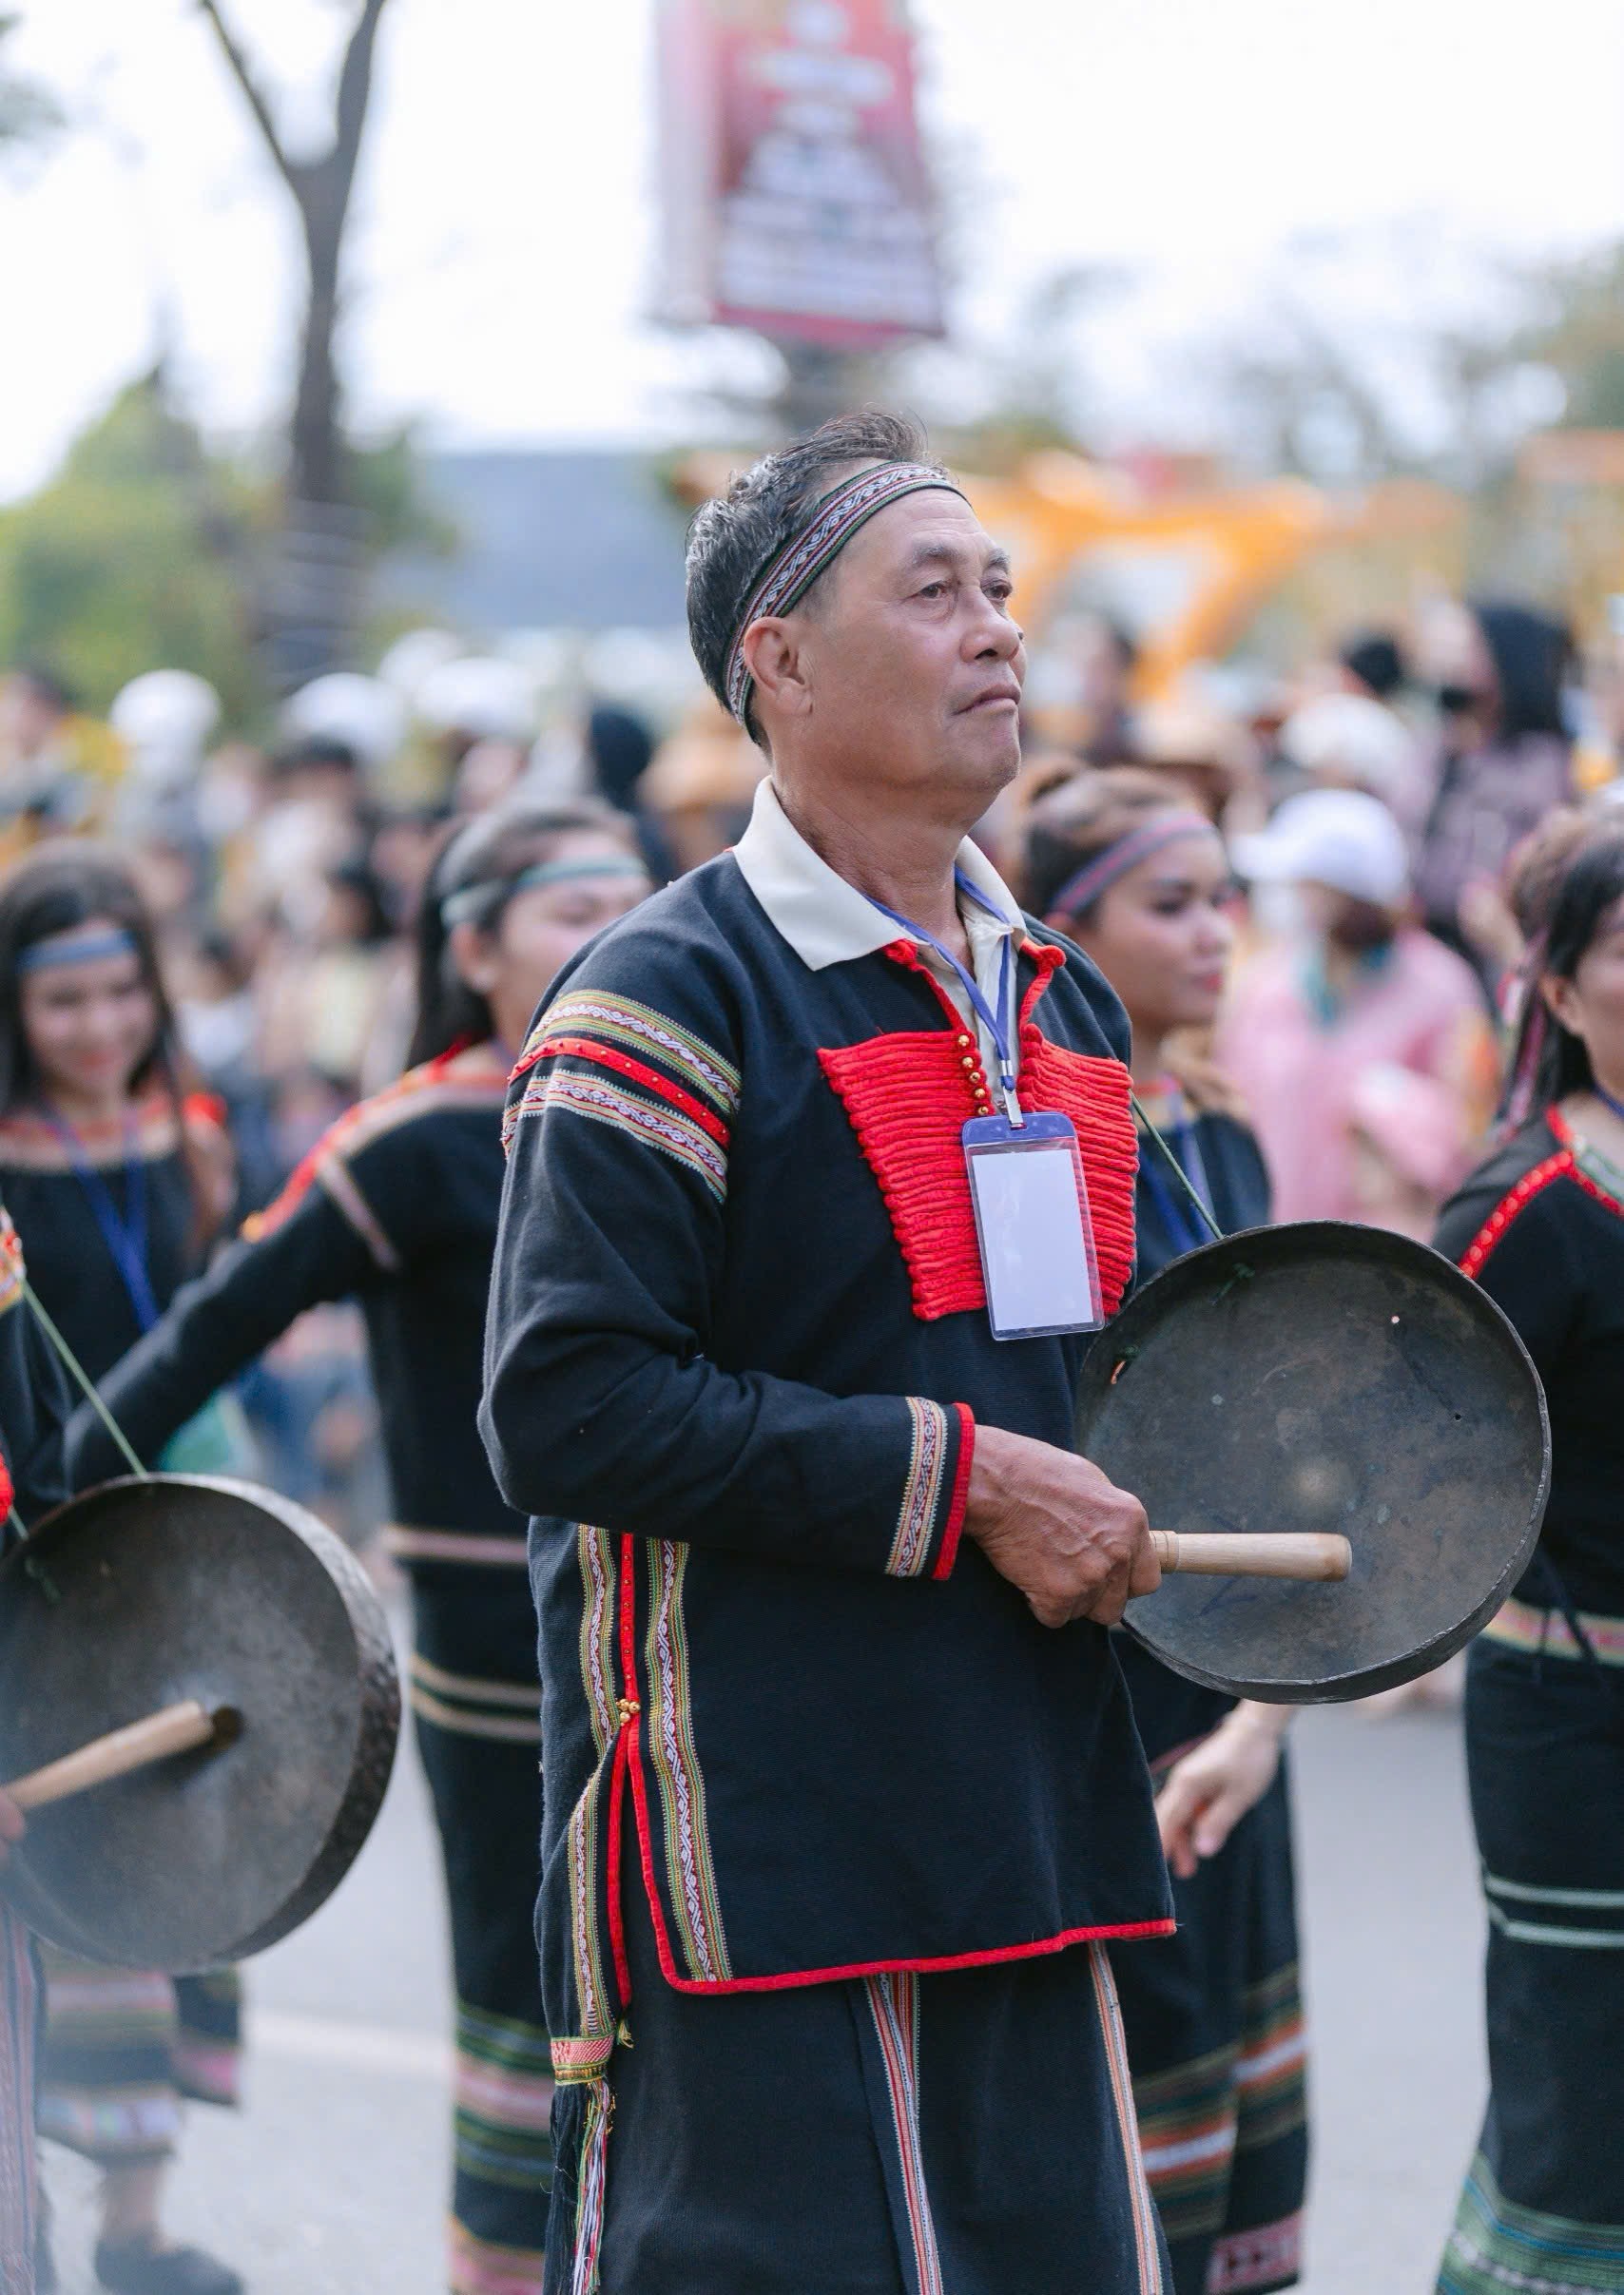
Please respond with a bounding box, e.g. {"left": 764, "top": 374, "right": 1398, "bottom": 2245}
{"left": 1433, "top": 825, "right": 1624, "bottom": 2295}
{"left": 66, "top": 801, "right": 651, "bottom": 2295}
{"left": 1019, "top": 768, "right": 1308, "bottom": 2295}
{"left": 0, "top": 848, "right": 243, "bottom": 2295}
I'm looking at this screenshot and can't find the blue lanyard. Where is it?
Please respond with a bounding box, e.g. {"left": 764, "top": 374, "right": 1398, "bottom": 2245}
{"left": 44, "top": 1109, "right": 162, "bottom": 1334}
{"left": 1139, "top": 1096, "right": 1217, "bottom": 1257}
{"left": 867, "top": 870, "right": 1021, "bottom": 1119}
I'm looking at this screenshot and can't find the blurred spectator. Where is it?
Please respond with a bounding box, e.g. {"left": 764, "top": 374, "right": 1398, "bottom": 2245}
{"left": 1276, "top": 691, "right": 1424, "bottom": 814}
{"left": 584, "top": 702, "right": 676, "bottom": 883}
{"left": 1217, "top": 789, "right": 1498, "bottom": 1236}
{"left": 1412, "top": 599, "right": 1574, "bottom": 975}
{"left": 1131, "top": 696, "right": 1262, "bottom": 827}
{"left": 1074, "top": 612, "right": 1140, "bottom": 764}
{"left": 0, "top": 665, "right": 126, "bottom": 847}
{"left": 639, "top": 700, "right": 764, "bottom": 873}
{"left": 1337, "top": 628, "right": 1408, "bottom": 705}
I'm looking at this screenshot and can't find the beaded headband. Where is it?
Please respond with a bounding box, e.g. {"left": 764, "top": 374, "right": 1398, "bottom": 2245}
{"left": 16, "top": 925, "right": 140, "bottom": 975}
{"left": 1049, "top": 813, "right": 1220, "bottom": 920}
{"left": 724, "top": 461, "right": 967, "bottom": 724}
{"left": 439, "top": 855, "right": 647, "bottom": 929}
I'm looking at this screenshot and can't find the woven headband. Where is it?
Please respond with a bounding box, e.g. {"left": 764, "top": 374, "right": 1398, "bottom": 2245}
{"left": 440, "top": 856, "right": 647, "bottom": 929}
{"left": 1049, "top": 813, "right": 1220, "bottom": 920}
{"left": 17, "top": 925, "right": 140, "bottom": 975}
{"left": 725, "top": 461, "right": 967, "bottom": 723}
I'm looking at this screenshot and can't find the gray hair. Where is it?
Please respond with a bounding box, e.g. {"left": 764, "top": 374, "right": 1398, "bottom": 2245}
{"left": 685, "top": 411, "right": 941, "bottom": 747}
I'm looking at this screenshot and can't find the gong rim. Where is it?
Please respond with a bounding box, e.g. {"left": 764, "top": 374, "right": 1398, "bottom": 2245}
{"left": 0, "top": 1475, "right": 401, "bottom": 1969}
{"left": 1077, "top": 1222, "right": 1552, "bottom": 1703}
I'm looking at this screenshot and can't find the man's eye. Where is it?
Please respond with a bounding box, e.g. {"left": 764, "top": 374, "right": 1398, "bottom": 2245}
{"left": 918, "top": 582, "right": 947, "bottom": 600}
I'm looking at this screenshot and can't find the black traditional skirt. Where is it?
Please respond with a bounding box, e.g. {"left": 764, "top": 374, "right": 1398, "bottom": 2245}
{"left": 547, "top": 1878, "right": 1171, "bottom": 2295}
{"left": 1437, "top": 1609, "right": 1624, "bottom": 2294}
{"left": 1112, "top": 1641, "right": 1308, "bottom": 2295}
{"left": 410, "top": 1573, "right": 551, "bottom": 2295}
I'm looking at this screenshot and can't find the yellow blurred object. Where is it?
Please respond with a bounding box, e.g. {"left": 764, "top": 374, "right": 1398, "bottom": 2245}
{"left": 675, "top": 450, "right": 1460, "bottom": 706}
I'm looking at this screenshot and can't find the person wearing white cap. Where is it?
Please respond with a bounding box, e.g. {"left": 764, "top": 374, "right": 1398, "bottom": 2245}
{"left": 1215, "top": 790, "right": 1498, "bottom": 1228}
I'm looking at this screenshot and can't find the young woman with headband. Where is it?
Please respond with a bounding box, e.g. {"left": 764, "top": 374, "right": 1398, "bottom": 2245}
{"left": 1431, "top": 824, "right": 1624, "bottom": 2295}
{"left": 0, "top": 846, "right": 242, "bottom": 2295}
{"left": 1020, "top": 769, "right": 1307, "bottom": 2295}
{"left": 66, "top": 802, "right": 651, "bottom": 2295}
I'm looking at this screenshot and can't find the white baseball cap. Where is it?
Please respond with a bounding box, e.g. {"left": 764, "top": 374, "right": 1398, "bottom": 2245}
{"left": 1231, "top": 788, "right": 1410, "bottom": 907}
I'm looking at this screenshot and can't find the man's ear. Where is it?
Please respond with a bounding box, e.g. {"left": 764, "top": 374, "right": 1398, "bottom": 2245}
{"left": 741, "top": 618, "right": 811, "bottom": 723}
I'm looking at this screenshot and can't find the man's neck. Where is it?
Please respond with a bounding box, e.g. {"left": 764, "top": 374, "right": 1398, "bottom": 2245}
{"left": 774, "top": 777, "right": 971, "bottom": 958}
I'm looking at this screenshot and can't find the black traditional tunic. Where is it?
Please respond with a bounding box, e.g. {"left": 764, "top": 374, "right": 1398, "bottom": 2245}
{"left": 0, "top": 1094, "right": 243, "bottom": 2169}
{"left": 1434, "top": 1109, "right": 1624, "bottom": 2295}
{"left": 1112, "top": 1095, "right": 1308, "bottom": 2295}
{"left": 64, "top": 1043, "right": 553, "bottom": 2295}
{"left": 484, "top": 781, "right": 1175, "bottom": 2293}
{"left": 0, "top": 1199, "right": 71, "bottom": 2295}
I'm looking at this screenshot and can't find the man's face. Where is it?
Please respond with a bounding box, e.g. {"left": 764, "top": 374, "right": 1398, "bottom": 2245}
{"left": 784, "top": 489, "right": 1026, "bottom": 814}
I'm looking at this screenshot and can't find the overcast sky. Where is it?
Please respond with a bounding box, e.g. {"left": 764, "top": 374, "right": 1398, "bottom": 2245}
{"left": 5, "top": 0, "right": 1624, "bottom": 502}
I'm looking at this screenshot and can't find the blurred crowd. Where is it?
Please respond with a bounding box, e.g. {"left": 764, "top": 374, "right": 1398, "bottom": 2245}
{"left": 0, "top": 585, "right": 1616, "bottom": 1541}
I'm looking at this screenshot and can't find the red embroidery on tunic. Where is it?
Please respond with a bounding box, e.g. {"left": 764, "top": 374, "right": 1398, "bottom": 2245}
{"left": 535, "top": 1035, "right": 730, "bottom": 1146}
{"left": 818, "top": 946, "right": 1137, "bottom": 1321}
{"left": 1458, "top": 1149, "right": 1573, "bottom": 1277}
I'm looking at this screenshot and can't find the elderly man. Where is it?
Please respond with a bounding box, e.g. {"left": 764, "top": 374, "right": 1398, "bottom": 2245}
{"left": 483, "top": 413, "right": 1174, "bottom": 2294}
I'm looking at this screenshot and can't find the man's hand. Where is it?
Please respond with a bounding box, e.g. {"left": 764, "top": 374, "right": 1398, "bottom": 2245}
{"left": 1155, "top": 1703, "right": 1289, "bottom": 1880}
{"left": 963, "top": 1423, "right": 1159, "bottom": 1629}
{"left": 0, "top": 1788, "right": 23, "bottom": 1870}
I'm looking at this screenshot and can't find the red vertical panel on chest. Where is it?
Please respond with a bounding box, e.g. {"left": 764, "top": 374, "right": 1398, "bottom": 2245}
{"left": 818, "top": 1024, "right": 1137, "bottom": 1323}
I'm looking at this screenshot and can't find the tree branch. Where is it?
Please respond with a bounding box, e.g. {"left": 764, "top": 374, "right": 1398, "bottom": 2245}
{"left": 195, "top": 0, "right": 299, "bottom": 192}
{"left": 330, "top": 0, "right": 391, "bottom": 199}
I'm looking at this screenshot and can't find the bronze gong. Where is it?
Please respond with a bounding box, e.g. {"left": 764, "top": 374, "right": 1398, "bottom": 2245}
{"left": 1076, "top": 1223, "right": 1552, "bottom": 1702}
{"left": 0, "top": 1475, "right": 400, "bottom": 1970}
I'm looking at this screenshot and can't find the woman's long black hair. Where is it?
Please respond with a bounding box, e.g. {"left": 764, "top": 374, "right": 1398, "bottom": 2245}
{"left": 1505, "top": 826, "right": 1624, "bottom": 1119}
{"left": 0, "top": 844, "right": 186, "bottom": 1114}
{"left": 409, "top": 800, "right": 639, "bottom": 1066}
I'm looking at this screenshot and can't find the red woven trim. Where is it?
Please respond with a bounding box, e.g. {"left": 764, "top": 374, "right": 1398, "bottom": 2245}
{"left": 819, "top": 1023, "right": 1136, "bottom": 1321}
{"left": 628, "top": 1889, "right": 1177, "bottom": 1996}
{"left": 532, "top": 1035, "right": 730, "bottom": 1146}
{"left": 0, "top": 1451, "right": 14, "bottom": 1527}
{"left": 933, "top": 1403, "right": 975, "bottom": 1580}
{"left": 607, "top": 1718, "right": 632, "bottom": 2007}
{"left": 1458, "top": 1149, "right": 1573, "bottom": 1277}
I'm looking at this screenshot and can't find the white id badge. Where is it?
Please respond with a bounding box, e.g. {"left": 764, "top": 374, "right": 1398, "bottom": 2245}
{"left": 962, "top": 1110, "right": 1104, "bottom": 1340}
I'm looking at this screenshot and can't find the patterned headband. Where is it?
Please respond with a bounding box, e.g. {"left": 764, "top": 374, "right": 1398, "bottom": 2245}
{"left": 16, "top": 925, "right": 140, "bottom": 975}
{"left": 439, "top": 855, "right": 647, "bottom": 929}
{"left": 1049, "top": 813, "right": 1221, "bottom": 920}
{"left": 724, "top": 461, "right": 967, "bottom": 724}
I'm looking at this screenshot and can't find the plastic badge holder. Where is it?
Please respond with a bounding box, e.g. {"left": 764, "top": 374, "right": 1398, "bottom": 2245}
{"left": 962, "top": 1109, "right": 1105, "bottom": 1340}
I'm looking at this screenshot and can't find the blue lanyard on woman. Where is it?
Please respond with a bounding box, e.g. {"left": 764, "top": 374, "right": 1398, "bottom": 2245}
{"left": 866, "top": 869, "right": 1022, "bottom": 1121}
{"left": 1139, "top": 1090, "right": 1217, "bottom": 1257}
{"left": 43, "top": 1110, "right": 163, "bottom": 1334}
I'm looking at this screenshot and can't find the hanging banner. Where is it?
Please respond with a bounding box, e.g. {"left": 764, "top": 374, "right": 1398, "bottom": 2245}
{"left": 657, "top": 0, "right": 945, "bottom": 348}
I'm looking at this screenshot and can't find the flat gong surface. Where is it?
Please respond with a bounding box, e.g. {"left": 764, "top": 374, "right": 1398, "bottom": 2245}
{"left": 0, "top": 1475, "right": 399, "bottom": 1970}
{"left": 1075, "top": 1224, "right": 1551, "bottom": 1702}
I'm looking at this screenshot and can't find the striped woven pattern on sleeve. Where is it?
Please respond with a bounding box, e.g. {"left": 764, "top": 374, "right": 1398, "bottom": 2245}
{"left": 504, "top": 992, "right": 736, "bottom": 1203}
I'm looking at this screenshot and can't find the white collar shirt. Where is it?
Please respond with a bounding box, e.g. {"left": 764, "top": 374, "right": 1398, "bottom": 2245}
{"left": 733, "top": 777, "right": 1027, "bottom": 1099}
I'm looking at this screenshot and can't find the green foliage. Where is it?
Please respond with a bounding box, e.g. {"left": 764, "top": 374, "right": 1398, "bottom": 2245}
{"left": 1517, "top": 244, "right": 1624, "bottom": 431}
{"left": 0, "top": 379, "right": 264, "bottom": 719}
{"left": 0, "top": 13, "right": 61, "bottom": 156}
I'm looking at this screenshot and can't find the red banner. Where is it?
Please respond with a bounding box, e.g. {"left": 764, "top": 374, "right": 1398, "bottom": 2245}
{"left": 658, "top": 0, "right": 944, "bottom": 349}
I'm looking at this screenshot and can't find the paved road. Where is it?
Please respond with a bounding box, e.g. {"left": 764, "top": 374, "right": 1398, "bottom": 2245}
{"left": 44, "top": 1674, "right": 1487, "bottom": 2294}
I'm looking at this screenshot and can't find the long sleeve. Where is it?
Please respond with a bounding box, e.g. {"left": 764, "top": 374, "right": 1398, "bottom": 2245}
{"left": 66, "top": 1159, "right": 380, "bottom": 1487}
{"left": 480, "top": 939, "right": 974, "bottom": 1581}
